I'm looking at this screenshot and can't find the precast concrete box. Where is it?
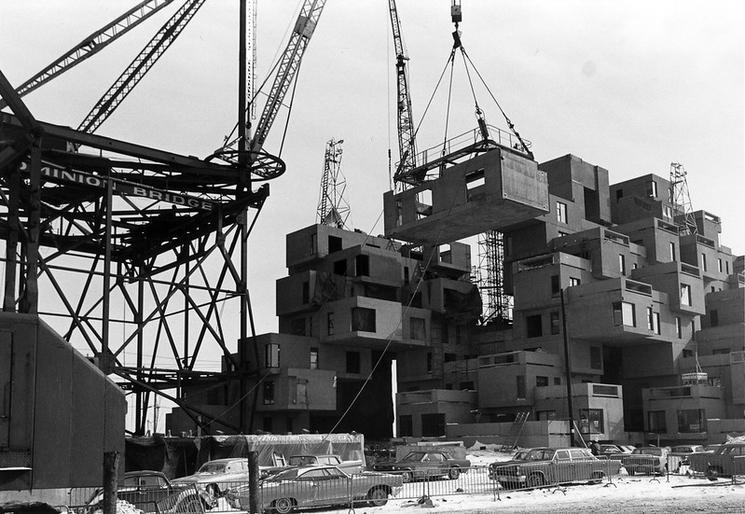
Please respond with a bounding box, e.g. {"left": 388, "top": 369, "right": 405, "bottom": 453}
{"left": 0, "top": 313, "right": 125, "bottom": 493}
{"left": 383, "top": 148, "right": 549, "bottom": 244}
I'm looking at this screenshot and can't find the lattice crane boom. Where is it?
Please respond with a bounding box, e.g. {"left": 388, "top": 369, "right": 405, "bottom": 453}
{"left": 0, "top": 0, "right": 176, "bottom": 111}
{"left": 388, "top": 0, "right": 418, "bottom": 179}
{"left": 78, "top": 0, "right": 206, "bottom": 135}
{"left": 316, "top": 138, "right": 350, "bottom": 228}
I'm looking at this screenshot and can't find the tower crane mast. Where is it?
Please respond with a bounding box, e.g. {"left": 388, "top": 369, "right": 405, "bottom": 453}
{"left": 316, "top": 138, "right": 350, "bottom": 228}
{"left": 388, "top": 0, "right": 417, "bottom": 179}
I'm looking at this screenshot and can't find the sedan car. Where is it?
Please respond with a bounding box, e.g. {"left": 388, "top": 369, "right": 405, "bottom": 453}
{"left": 372, "top": 451, "right": 470, "bottom": 481}
{"left": 669, "top": 445, "right": 706, "bottom": 471}
{"left": 225, "top": 465, "right": 402, "bottom": 513}
{"left": 171, "top": 457, "right": 250, "bottom": 497}
{"left": 688, "top": 443, "right": 745, "bottom": 478}
{"left": 621, "top": 447, "right": 670, "bottom": 475}
{"left": 489, "top": 447, "right": 620, "bottom": 489}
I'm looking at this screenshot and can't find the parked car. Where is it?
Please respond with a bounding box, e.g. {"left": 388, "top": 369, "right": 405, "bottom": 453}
{"left": 688, "top": 443, "right": 745, "bottom": 478}
{"left": 597, "top": 444, "right": 633, "bottom": 460}
{"left": 372, "top": 451, "right": 471, "bottom": 481}
{"left": 225, "top": 465, "right": 403, "bottom": 513}
{"left": 172, "top": 458, "right": 250, "bottom": 497}
{"left": 703, "top": 443, "right": 722, "bottom": 453}
{"left": 288, "top": 454, "right": 363, "bottom": 475}
{"left": 487, "top": 448, "right": 545, "bottom": 481}
{"left": 489, "top": 447, "right": 621, "bottom": 489}
{"left": 668, "top": 445, "right": 706, "bottom": 471}
{"left": 621, "top": 446, "right": 670, "bottom": 475}
{"left": 85, "top": 471, "right": 208, "bottom": 514}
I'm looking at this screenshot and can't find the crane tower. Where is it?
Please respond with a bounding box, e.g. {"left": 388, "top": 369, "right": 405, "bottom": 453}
{"left": 316, "top": 138, "right": 350, "bottom": 228}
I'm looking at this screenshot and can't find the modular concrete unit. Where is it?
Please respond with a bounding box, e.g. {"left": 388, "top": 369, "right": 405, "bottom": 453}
{"left": 383, "top": 148, "right": 549, "bottom": 243}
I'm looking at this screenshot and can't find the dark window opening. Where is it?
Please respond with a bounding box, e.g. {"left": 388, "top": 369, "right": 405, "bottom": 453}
{"left": 328, "top": 235, "right": 342, "bottom": 253}
{"left": 263, "top": 416, "right": 273, "bottom": 433}
{"left": 648, "top": 410, "right": 666, "bottom": 433}
{"left": 290, "top": 317, "right": 306, "bottom": 336}
{"left": 550, "top": 311, "right": 560, "bottom": 335}
{"left": 263, "top": 381, "right": 275, "bottom": 405}
{"left": 333, "top": 259, "right": 347, "bottom": 276}
{"left": 426, "top": 352, "right": 432, "bottom": 373}
{"left": 536, "top": 376, "right": 549, "bottom": 387}
{"left": 579, "top": 408, "right": 604, "bottom": 434}
{"left": 459, "top": 381, "right": 474, "bottom": 390}
{"left": 710, "top": 310, "right": 719, "bottom": 327}
{"left": 410, "top": 317, "right": 426, "bottom": 340}
{"left": 351, "top": 307, "right": 376, "bottom": 332}
{"left": 421, "top": 413, "right": 445, "bottom": 437}
{"left": 516, "top": 375, "right": 526, "bottom": 399}
{"left": 399, "top": 415, "right": 413, "bottom": 437}
{"left": 466, "top": 169, "right": 486, "bottom": 201}
{"left": 444, "top": 352, "right": 456, "bottom": 363}
{"left": 346, "top": 351, "right": 360, "bottom": 374}
{"left": 526, "top": 314, "right": 542, "bottom": 338}
{"left": 615, "top": 189, "right": 623, "bottom": 200}
{"left": 302, "top": 281, "right": 310, "bottom": 304}
{"left": 355, "top": 254, "right": 370, "bottom": 276}
{"left": 590, "top": 346, "right": 602, "bottom": 369}
{"left": 551, "top": 275, "right": 560, "bottom": 296}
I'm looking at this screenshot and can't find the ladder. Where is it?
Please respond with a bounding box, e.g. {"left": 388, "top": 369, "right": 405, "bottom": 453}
{"left": 502, "top": 411, "right": 530, "bottom": 450}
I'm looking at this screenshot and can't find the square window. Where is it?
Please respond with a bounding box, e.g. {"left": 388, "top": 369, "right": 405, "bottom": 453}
{"left": 351, "top": 307, "right": 376, "bottom": 332}
{"left": 613, "top": 302, "right": 635, "bottom": 327}
{"left": 569, "top": 277, "right": 581, "bottom": 287}
{"left": 536, "top": 376, "right": 549, "bottom": 387}
{"left": 579, "top": 409, "right": 604, "bottom": 434}
{"left": 346, "top": 351, "right": 360, "bottom": 373}
{"left": 554, "top": 377, "right": 561, "bottom": 385}
{"left": 355, "top": 254, "right": 370, "bottom": 276}
{"left": 328, "top": 235, "right": 342, "bottom": 253}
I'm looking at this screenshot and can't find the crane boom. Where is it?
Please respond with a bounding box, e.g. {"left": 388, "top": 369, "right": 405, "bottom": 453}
{"left": 77, "top": 0, "right": 206, "bottom": 134}
{"left": 0, "top": 0, "right": 176, "bottom": 110}
{"left": 388, "top": 0, "right": 417, "bottom": 180}
{"left": 248, "top": 0, "right": 327, "bottom": 154}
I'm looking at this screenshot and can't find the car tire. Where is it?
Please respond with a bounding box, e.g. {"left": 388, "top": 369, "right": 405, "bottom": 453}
{"left": 367, "top": 487, "right": 389, "bottom": 507}
{"left": 448, "top": 467, "right": 460, "bottom": 480}
{"left": 526, "top": 473, "right": 546, "bottom": 489}
{"left": 402, "top": 471, "right": 413, "bottom": 483}
{"left": 272, "top": 497, "right": 295, "bottom": 514}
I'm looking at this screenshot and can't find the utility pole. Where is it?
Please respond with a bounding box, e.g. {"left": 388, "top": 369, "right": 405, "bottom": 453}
{"left": 560, "top": 289, "right": 575, "bottom": 445}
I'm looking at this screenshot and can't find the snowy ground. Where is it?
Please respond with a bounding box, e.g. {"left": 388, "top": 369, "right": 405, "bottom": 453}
{"left": 212, "top": 447, "right": 745, "bottom": 513}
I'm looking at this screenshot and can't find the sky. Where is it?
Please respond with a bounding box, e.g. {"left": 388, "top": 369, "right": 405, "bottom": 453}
{"left": 2, "top": 1, "right": 744, "bottom": 427}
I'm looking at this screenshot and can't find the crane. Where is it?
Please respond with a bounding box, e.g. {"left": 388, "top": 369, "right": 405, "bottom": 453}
{"left": 669, "top": 162, "right": 698, "bottom": 235}
{"left": 316, "top": 138, "right": 350, "bottom": 228}
{"left": 0, "top": 0, "right": 176, "bottom": 111}
{"left": 388, "top": 0, "right": 418, "bottom": 181}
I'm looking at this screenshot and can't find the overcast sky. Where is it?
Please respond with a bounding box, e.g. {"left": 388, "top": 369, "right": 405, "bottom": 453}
{"left": 2, "top": 0, "right": 743, "bottom": 373}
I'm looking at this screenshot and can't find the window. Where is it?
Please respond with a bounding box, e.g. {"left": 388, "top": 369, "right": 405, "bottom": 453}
{"left": 613, "top": 302, "right": 635, "bottom": 327}
{"left": 648, "top": 410, "right": 666, "bottom": 433}
{"left": 516, "top": 375, "right": 526, "bottom": 399}
{"left": 395, "top": 199, "right": 403, "bottom": 226}
{"left": 426, "top": 352, "right": 432, "bottom": 373}
{"left": 351, "top": 307, "right": 376, "bottom": 332}
{"left": 710, "top": 310, "right": 719, "bottom": 327}
{"left": 550, "top": 311, "right": 560, "bottom": 335}
{"left": 465, "top": 169, "right": 486, "bottom": 201}
{"left": 410, "top": 317, "right": 426, "bottom": 340}
{"left": 701, "top": 253, "right": 707, "bottom": 272}
{"left": 669, "top": 242, "right": 676, "bottom": 261}
{"left": 653, "top": 312, "right": 660, "bottom": 334}
{"left": 455, "top": 324, "right": 465, "bottom": 344}
{"left": 265, "top": 343, "right": 280, "bottom": 368}
{"left": 615, "top": 189, "right": 623, "bottom": 200}
{"left": 333, "top": 259, "right": 347, "bottom": 275}
{"left": 346, "top": 351, "right": 360, "bottom": 373}
{"left": 302, "top": 281, "right": 309, "bottom": 304}
{"left": 647, "top": 180, "right": 657, "bottom": 198}
{"left": 505, "top": 236, "right": 512, "bottom": 256}
{"left": 619, "top": 254, "right": 626, "bottom": 275}
{"left": 444, "top": 352, "right": 456, "bottom": 363}
{"left": 726, "top": 261, "right": 730, "bottom": 274}
{"left": 328, "top": 235, "right": 342, "bottom": 253}
{"left": 310, "top": 232, "right": 317, "bottom": 255}
{"left": 554, "top": 377, "right": 561, "bottom": 385}
{"left": 569, "top": 277, "right": 581, "bottom": 287}
{"left": 677, "top": 409, "right": 706, "bottom": 433}
{"left": 557, "top": 201, "right": 568, "bottom": 223}
{"left": 537, "top": 410, "right": 557, "bottom": 421}
{"left": 263, "top": 416, "right": 273, "bottom": 432}
{"left": 680, "top": 284, "right": 692, "bottom": 306}
{"left": 682, "top": 349, "right": 694, "bottom": 358}
{"left": 310, "top": 347, "right": 319, "bottom": 369}
{"left": 675, "top": 316, "right": 682, "bottom": 338}
{"left": 691, "top": 318, "right": 696, "bottom": 334}
{"left": 399, "top": 415, "right": 413, "bottom": 437}
{"left": 327, "top": 312, "right": 335, "bottom": 336}
{"left": 551, "top": 275, "right": 560, "bottom": 296}
{"left": 459, "top": 381, "right": 474, "bottom": 390}
{"left": 590, "top": 346, "right": 602, "bottom": 369}
{"left": 263, "top": 381, "right": 275, "bottom": 405}
{"left": 536, "top": 376, "right": 549, "bottom": 387}
{"left": 579, "top": 409, "right": 604, "bottom": 434}
{"left": 718, "top": 258, "right": 723, "bottom": 273}
{"left": 632, "top": 262, "right": 638, "bottom": 270}
{"left": 355, "top": 254, "right": 370, "bottom": 276}
{"left": 403, "top": 266, "right": 410, "bottom": 283}
{"left": 646, "top": 307, "right": 656, "bottom": 332}
{"left": 290, "top": 317, "right": 306, "bottom": 336}
{"left": 526, "top": 314, "right": 543, "bottom": 338}
{"left": 416, "top": 189, "right": 432, "bottom": 219}
{"left": 664, "top": 205, "right": 673, "bottom": 219}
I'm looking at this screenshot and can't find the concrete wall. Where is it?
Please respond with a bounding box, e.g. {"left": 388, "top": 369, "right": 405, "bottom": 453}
{"left": 396, "top": 390, "right": 476, "bottom": 437}
{"left": 446, "top": 420, "right": 571, "bottom": 448}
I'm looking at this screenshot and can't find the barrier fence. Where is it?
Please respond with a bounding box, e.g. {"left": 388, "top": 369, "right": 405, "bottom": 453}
{"left": 63, "top": 456, "right": 743, "bottom": 513}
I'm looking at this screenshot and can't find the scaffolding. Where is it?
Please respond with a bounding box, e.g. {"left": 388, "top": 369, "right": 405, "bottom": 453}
{"left": 475, "top": 230, "right": 512, "bottom": 326}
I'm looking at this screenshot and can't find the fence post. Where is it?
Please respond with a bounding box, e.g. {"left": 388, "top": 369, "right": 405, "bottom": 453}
{"left": 248, "top": 451, "right": 260, "bottom": 514}
{"left": 103, "top": 451, "right": 119, "bottom": 514}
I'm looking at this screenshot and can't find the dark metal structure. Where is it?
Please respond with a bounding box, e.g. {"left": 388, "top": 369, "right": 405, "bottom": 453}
{"left": 0, "top": 0, "right": 326, "bottom": 435}
{"left": 316, "top": 138, "right": 349, "bottom": 228}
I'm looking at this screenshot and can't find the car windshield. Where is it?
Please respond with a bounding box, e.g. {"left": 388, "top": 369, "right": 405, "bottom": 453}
{"left": 527, "top": 449, "right": 554, "bottom": 461}
{"left": 197, "top": 463, "right": 227, "bottom": 473}
{"left": 513, "top": 450, "right": 530, "bottom": 460}
{"left": 600, "top": 445, "right": 619, "bottom": 453}
{"left": 289, "top": 456, "right": 316, "bottom": 466}
{"left": 634, "top": 448, "right": 662, "bottom": 456}
{"left": 671, "top": 446, "right": 693, "bottom": 453}
{"left": 266, "top": 469, "right": 299, "bottom": 482}
{"left": 400, "top": 452, "right": 425, "bottom": 462}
